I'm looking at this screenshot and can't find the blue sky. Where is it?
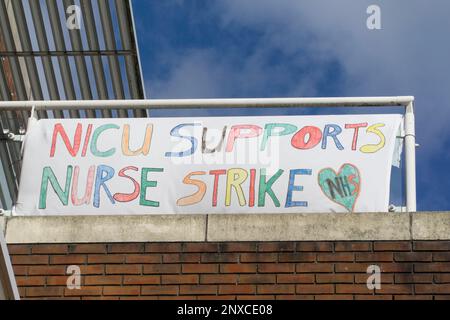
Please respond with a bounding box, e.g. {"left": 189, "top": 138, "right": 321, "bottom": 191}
{"left": 132, "top": 0, "right": 450, "bottom": 211}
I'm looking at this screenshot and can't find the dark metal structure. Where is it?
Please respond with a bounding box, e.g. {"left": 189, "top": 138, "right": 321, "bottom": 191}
{"left": 0, "top": 0, "right": 146, "bottom": 209}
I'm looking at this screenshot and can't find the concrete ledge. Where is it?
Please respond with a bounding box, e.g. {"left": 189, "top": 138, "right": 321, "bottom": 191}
{"left": 207, "top": 213, "right": 411, "bottom": 241}
{"left": 5, "top": 215, "right": 206, "bottom": 243}
{"left": 412, "top": 212, "right": 450, "bottom": 240}
{"left": 2, "top": 212, "right": 450, "bottom": 243}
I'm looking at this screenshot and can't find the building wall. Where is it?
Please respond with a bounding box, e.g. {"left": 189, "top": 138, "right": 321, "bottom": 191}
{"left": 9, "top": 241, "right": 450, "bottom": 300}
{"left": 3, "top": 212, "right": 450, "bottom": 300}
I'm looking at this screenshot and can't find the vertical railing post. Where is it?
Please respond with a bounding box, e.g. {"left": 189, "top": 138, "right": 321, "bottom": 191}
{"left": 0, "top": 229, "right": 20, "bottom": 300}
{"left": 404, "top": 101, "right": 417, "bottom": 212}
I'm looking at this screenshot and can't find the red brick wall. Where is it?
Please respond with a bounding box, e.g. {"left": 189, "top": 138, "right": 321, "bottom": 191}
{"left": 8, "top": 241, "right": 450, "bottom": 300}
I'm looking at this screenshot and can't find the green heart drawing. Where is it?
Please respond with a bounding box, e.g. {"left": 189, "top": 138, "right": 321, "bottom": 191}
{"left": 318, "top": 163, "right": 361, "bottom": 212}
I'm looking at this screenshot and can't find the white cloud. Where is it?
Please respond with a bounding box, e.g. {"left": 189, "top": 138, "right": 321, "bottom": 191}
{"left": 145, "top": 1, "right": 450, "bottom": 209}
{"left": 214, "top": 0, "right": 450, "bottom": 148}
{"left": 149, "top": 1, "right": 450, "bottom": 157}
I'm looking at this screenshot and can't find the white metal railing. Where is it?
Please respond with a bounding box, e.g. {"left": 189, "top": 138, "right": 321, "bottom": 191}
{"left": 0, "top": 96, "right": 413, "bottom": 110}
{"left": 0, "top": 96, "right": 416, "bottom": 212}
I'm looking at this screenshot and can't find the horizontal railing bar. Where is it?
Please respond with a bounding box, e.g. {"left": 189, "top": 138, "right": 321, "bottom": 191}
{"left": 0, "top": 96, "right": 415, "bottom": 111}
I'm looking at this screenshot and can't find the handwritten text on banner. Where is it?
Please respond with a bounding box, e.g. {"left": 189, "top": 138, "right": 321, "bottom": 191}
{"left": 15, "top": 114, "right": 403, "bottom": 215}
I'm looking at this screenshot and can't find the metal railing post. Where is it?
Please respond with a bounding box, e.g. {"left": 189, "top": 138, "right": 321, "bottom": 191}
{"left": 404, "top": 101, "right": 417, "bottom": 212}
{"left": 0, "top": 229, "right": 20, "bottom": 300}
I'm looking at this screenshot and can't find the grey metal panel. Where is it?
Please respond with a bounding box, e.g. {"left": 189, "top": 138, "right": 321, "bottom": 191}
{"left": 0, "top": 3, "right": 27, "bottom": 101}
{"left": 9, "top": 0, "right": 46, "bottom": 119}
{"left": 127, "top": 0, "right": 147, "bottom": 100}
{"left": 0, "top": 0, "right": 148, "bottom": 209}
{"left": 0, "top": 2, "right": 25, "bottom": 200}
{"left": 0, "top": 36, "right": 24, "bottom": 206}
{"left": 62, "top": 0, "right": 96, "bottom": 118}
{"left": 115, "top": 0, "right": 145, "bottom": 117}
{"left": 0, "top": 61, "right": 10, "bottom": 100}
{"left": 0, "top": 1, "right": 33, "bottom": 126}
{"left": 79, "top": 0, "right": 111, "bottom": 118}
{"left": 0, "top": 142, "right": 17, "bottom": 204}
{"left": 28, "top": 0, "right": 63, "bottom": 119}
{"left": 0, "top": 1, "right": 29, "bottom": 206}
{"left": 0, "top": 163, "right": 8, "bottom": 209}
{"left": 0, "top": 58, "right": 26, "bottom": 102}
{"left": 0, "top": 107, "right": 18, "bottom": 203}
{"left": 97, "top": 0, "right": 127, "bottom": 118}
{"left": 45, "top": 0, "right": 79, "bottom": 118}
{"left": 0, "top": 62, "right": 22, "bottom": 202}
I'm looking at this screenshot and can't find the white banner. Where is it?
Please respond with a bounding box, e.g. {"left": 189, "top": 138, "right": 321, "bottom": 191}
{"left": 14, "top": 114, "right": 403, "bottom": 215}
